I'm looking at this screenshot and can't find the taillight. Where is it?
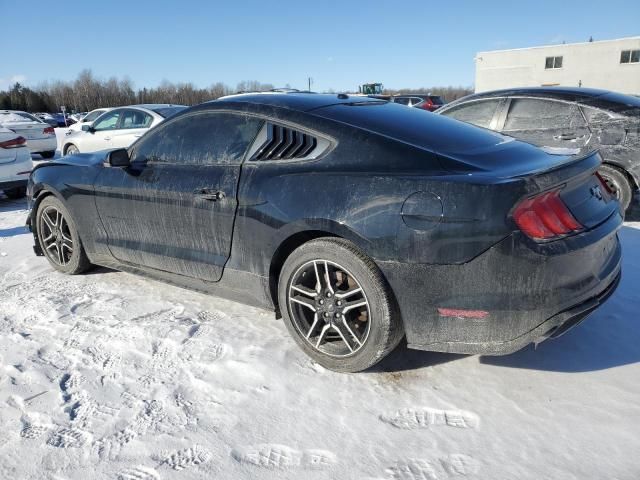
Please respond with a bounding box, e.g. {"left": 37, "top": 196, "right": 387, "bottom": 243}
{"left": 513, "top": 190, "right": 583, "bottom": 240}
{"left": 418, "top": 99, "right": 434, "bottom": 111}
{"left": 44, "top": 126, "right": 55, "bottom": 135}
{"left": 0, "top": 136, "right": 26, "bottom": 149}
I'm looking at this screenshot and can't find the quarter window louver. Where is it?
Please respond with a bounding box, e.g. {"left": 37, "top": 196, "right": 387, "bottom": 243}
{"left": 253, "top": 124, "right": 318, "bottom": 160}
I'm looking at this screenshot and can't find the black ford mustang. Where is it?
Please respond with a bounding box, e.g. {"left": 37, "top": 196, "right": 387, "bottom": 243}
{"left": 26, "top": 93, "right": 622, "bottom": 372}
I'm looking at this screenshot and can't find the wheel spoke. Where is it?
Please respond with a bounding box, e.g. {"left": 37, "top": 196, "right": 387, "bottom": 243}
{"left": 313, "top": 261, "right": 322, "bottom": 293}
{"left": 290, "top": 295, "right": 316, "bottom": 312}
{"left": 324, "top": 261, "right": 334, "bottom": 294}
{"left": 42, "top": 232, "right": 54, "bottom": 242}
{"left": 42, "top": 212, "right": 55, "bottom": 230}
{"left": 306, "top": 313, "right": 320, "bottom": 339}
{"left": 331, "top": 324, "right": 354, "bottom": 353}
{"left": 334, "top": 287, "right": 362, "bottom": 299}
{"left": 342, "top": 300, "right": 368, "bottom": 314}
{"left": 291, "top": 284, "right": 317, "bottom": 297}
{"left": 341, "top": 316, "right": 363, "bottom": 347}
{"left": 315, "top": 323, "right": 331, "bottom": 348}
{"left": 55, "top": 210, "right": 61, "bottom": 228}
{"left": 62, "top": 239, "right": 73, "bottom": 252}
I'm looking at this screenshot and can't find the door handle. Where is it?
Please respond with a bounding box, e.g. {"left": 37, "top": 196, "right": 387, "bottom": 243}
{"left": 554, "top": 133, "right": 586, "bottom": 141}
{"left": 194, "top": 188, "right": 226, "bottom": 201}
{"left": 104, "top": 137, "right": 111, "bottom": 141}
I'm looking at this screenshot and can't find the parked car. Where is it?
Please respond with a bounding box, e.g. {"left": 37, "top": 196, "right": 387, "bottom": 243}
{"left": 65, "top": 108, "right": 113, "bottom": 134}
{"left": 0, "top": 111, "right": 57, "bottom": 158}
{"left": 34, "top": 113, "right": 60, "bottom": 128}
{"left": 69, "top": 112, "right": 87, "bottom": 123}
{"left": 62, "top": 104, "right": 187, "bottom": 155}
{"left": 27, "top": 93, "right": 621, "bottom": 372}
{"left": 437, "top": 87, "right": 640, "bottom": 211}
{"left": 0, "top": 127, "right": 33, "bottom": 198}
{"left": 392, "top": 94, "right": 445, "bottom": 111}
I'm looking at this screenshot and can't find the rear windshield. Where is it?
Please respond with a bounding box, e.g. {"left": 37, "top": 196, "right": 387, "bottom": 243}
{"left": 312, "top": 101, "right": 511, "bottom": 156}
{"left": 152, "top": 106, "right": 188, "bottom": 118}
{"left": 429, "top": 96, "right": 444, "bottom": 105}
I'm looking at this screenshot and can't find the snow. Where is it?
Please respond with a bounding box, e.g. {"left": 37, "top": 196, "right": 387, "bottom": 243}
{"left": 1, "top": 195, "right": 640, "bottom": 479}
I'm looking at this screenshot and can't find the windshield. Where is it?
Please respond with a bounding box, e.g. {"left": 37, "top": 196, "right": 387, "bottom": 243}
{"left": 152, "top": 106, "right": 188, "bottom": 118}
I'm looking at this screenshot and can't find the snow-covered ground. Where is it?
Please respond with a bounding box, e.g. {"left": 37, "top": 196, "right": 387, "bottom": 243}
{"left": 1, "top": 194, "right": 639, "bottom": 480}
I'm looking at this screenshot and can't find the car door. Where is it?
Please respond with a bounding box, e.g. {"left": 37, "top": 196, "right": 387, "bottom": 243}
{"left": 439, "top": 98, "right": 503, "bottom": 129}
{"left": 93, "top": 110, "right": 264, "bottom": 282}
{"left": 84, "top": 109, "right": 122, "bottom": 151}
{"left": 498, "top": 98, "right": 591, "bottom": 149}
{"left": 109, "top": 109, "right": 154, "bottom": 148}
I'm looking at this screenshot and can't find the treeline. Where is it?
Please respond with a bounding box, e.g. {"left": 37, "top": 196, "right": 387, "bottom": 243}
{"left": 0, "top": 70, "right": 275, "bottom": 113}
{"left": 0, "top": 69, "right": 473, "bottom": 113}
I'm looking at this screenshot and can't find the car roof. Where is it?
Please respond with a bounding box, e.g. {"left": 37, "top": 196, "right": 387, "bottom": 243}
{"left": 452, "top": 87, "right": 610, "bottom": 104}
{"left": 213, "top": 92, "right": 384, "bottom": 112}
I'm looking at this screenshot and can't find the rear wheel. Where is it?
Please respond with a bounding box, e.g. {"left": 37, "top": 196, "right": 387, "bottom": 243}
{"left": 64, "top": 144, "right": 79, "bottom": 156}
{"left": 4, "top": 187, "right": 26, "bottom": 199}
{"left": 598, "top": 164, "right": 632, "bottom": 212}
{"left": 40, "top": 151, "right": 55, "bottom": 159}
{"left": 36, "top": 196, "right": 91, "bottom": 274}
{"left": 278, "top": 238, "right": 403, "bottom": 372}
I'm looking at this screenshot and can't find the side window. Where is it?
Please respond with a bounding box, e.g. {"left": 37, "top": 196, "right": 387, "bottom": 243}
{"left": 581, "top": 106, "right": 615, "bottom": 124}
{"left": 130, "top": 112, "right": 263, "bottom": 166}
{"left": 394, "top": 97, "right": 410, "bottom": 105}
{"left": 442, "top": 99, "right": 501, "bottom": 129}
{"left": 503, "top": 99, "right": 585, "bottom": 131}
{"left": 121, "top": 110, "right": 153, "bottom": 129}
{"left": 93, "top": 111, "right": 121, "bottom": 131}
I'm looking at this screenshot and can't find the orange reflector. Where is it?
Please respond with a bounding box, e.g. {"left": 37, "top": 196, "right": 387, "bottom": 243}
{"left": 437, "top": 308, "right": 489, "bottom": 319}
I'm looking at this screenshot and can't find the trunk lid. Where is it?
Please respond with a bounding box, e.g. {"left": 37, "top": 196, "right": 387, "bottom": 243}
{"left": 516, "top": 150, "right": 620, "bottom": 232}
{"left": 2, "top": 121, "right": 49, "bottom": 140}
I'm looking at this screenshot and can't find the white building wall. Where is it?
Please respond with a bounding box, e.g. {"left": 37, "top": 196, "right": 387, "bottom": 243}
{"left": 475, "top": 37, "right": 640, "bottom": 95}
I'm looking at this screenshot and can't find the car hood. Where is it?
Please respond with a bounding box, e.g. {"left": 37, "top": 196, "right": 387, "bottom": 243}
{"left": 33, "top": 151, "right": 109, "bottom": 171}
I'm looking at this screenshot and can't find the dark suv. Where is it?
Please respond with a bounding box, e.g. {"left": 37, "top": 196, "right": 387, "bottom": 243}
{"left": 437, "top": 87, "right": 640, "bottom": 211}
{"left": 392, "top": 94, "right": 445, "bottom": 112}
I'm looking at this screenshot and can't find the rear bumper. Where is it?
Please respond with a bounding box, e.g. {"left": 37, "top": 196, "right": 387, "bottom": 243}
{"left": 26, "top": 137, "right": 56, "bottom": 153}
{"left": 378, "top": 212, "right": 623, "bottom": 355}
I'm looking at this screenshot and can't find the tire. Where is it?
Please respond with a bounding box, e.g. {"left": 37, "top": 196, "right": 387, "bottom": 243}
{"left": 64, "top": 144, "right": 79, "bottom": 155}
{"left": 40, "top": 151, "right": 55, "bottom": 159}
{"left": 4, "top": 187, "right": 26, "bottom": 199}
{"left": 599, "top": 164, "right": 632, "bottom": 212}
{"left": 36, "top": 196, "right": 91, "bottom": 275}
{"left": 278, "top": 237, "right": 403, "bottom": 372}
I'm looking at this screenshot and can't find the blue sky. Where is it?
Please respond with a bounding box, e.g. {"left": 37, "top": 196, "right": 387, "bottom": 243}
{"left": 1, "top": 0, "right": 638, "bottom": 92}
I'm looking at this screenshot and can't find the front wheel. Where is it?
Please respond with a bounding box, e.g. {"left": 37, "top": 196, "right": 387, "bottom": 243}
{"left": 278, "top": 238, "right": 403, "bottom": 372}
{"left": 64, "top": 144, "right": 79, "bottom": 156}
{"left": 36, "top": 196, "right": 91, "bottom": 274}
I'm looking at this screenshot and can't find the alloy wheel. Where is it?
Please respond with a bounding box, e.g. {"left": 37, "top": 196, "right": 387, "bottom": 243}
{"left": 39, "top": 206, "right": 74, "bottom": 266}
{"left": 287, "top": 259, "right": 371, "bottom": 357}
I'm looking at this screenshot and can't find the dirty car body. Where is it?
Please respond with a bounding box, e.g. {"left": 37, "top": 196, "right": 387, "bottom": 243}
{"left": 27, "top": 93, "right": 622, "bottom": 363}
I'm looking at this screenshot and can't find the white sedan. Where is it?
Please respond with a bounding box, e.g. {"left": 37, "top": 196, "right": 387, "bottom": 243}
{"left": 0, "top": 111, "right": 57, "bottom": 158}
{"left": 65, "top": 107, "right": 113, "bottom": 133}
{"left": 62, "top": 104, "right": 186, "bottom": 155}
{"left": 0, "top": 127, "right": 33, "bottom": 198}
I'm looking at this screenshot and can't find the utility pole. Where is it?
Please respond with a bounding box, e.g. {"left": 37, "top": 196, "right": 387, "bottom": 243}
{"left": 308, "top": 77, "right": 313, "bottom": 92}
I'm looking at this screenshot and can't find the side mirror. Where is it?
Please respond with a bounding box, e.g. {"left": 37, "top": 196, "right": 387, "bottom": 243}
{"left": 81, "top": 124, "right": 95, "bottom": 133}
{"left": 104, "top": 148, "right": 130, "bottom": 168}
